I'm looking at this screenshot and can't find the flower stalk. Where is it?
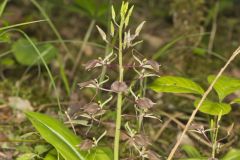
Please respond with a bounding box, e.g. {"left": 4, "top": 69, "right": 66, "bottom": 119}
{"left": 114, "top": 15, "right": 124, "bottom": 160}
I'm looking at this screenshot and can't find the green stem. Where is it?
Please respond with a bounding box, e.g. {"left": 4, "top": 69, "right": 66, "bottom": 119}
{"left": 212, "top": 116, "right": 219, "bottom": 159}
{"left": 114, "top": 19, "right": 124, "bottom": 160}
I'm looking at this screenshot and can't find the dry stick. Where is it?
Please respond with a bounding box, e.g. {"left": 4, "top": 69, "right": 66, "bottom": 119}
{"left": 160, "top": 111, "right": 211, "bottom": 148}
{"left": 167, "top": 46, "right": 240, "bottom": 160}
{"left": 208, "top": 2, "right": 219, "bottom": 54}
{"left": 154, "top": 113, "right": 181, "bottom": 141}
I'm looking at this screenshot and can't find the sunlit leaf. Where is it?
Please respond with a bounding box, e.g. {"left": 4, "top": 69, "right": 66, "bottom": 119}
{"left": 26, "top": 112, "right": 85, "bottom": 160}
{"left": 194, "top": 99, "right": 231, "bottom": 115}
{"left": 208, "top": 75, "right": 240, "bottom": 101}
{"left": 150, "top": 76, "right": 204, "bottom": 95}
{"left": 27, "top": 112, "right": 113, "bottom": 160}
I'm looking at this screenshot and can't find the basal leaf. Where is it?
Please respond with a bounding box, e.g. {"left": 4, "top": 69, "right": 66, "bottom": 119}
{"left": 150, "top": 76, "right": 204, "bottom": 95}
{"left": 27, "top": 112, "right": 113, "bottom": 160}
{"left": 208, "top": 75, "right": 240, "bottom": 101}
{"left": 12, "top": 38, "right": 57, "bottom": 66}
{"left": 194, "top": 99, "right": 231, "bottom": 115}
{"left": 26, "top": 112, "right": 85, "bottom": 160}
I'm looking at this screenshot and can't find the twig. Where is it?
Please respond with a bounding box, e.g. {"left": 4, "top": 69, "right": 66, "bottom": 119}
{"left": 160, "top": 111, "right": 211, "bottom": 148}
{"left": 167, "top": 46, "right": 240, "bottom": 160}
{"left": 208, "top": 2, "right": 219, "bottom": 53}
{"left": 64, "top": 111, "right": 76, "bottom": 135}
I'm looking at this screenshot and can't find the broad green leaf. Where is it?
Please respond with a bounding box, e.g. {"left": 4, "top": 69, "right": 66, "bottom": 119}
{"left": 222, "top": 149, "right": 240, "bottom": 160}
{"left": 181, "top": 145, "right": 202, "bottom": 158}
{"left": 12, "top": 38, "right": 57, "bottom": 66}
{"left": 26, "top": 112, "right": 85, "bottom": 160}
{"left": 27, "top": 112, "right": 113, "bottom": 160}
{"left": 208, "top": 75, "right": 240, "bottom": 101}
{"left": 150, "top": 76, "right": 204, "bottom": 95}
{"left": 194, "top": 99, "right": 231, "bottom": 115}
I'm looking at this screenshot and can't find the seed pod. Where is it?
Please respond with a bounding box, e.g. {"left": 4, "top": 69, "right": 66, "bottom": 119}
{"left": 83, "top": 59, "right": 102, "bottom": 71}
{"left": 77, "top": 139, "right": 94, "bottom": 151}
{"left": 136, "top": 97, "right": 155, "bottom": 110}
{"left": 111, "top": 81, "right": 128, "bottom": 92}
{"left": 142, "top": 60, "right": 160, "bottom": 72}
{"left": 83, "top": 102, "right": 101, "bottom": 115}
{"left": 78, "top": 80, "right": 97, "bottom": 89}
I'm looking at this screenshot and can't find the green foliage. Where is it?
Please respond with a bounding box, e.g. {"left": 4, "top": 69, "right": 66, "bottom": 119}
{"left": 231, "top": 98, "right": 240, "bottom": 104}
{"left": 150, "top": 76, "right": 204, "bottom": 95}
{"left": 26, "top": 112, "right": 113, "bottom": 160}
{"left": 26, "top": 111, "right": 85, "bottom": 160}
{"left": 34, "top": 144, "right": 51, "bottom": 155}
{"left": 61, "top": 0, "right": 109, "bottom": 23}
{"left": 181, "top": 145, "right": 202, "bottom": 158}
{"left": 150, "top": 75, "right": 240, "bottom": 115}
{"left": 12, "top": 38, "right": 58, "bottom": 66}
{"left": 44, "top": 150, "right": 63, "bottom": 160}
{"left": 0, "top": 57, "right": 15, "bottom": 68}
{"left": 222, "top": 149, "right": 240, "bottom": 160}
{"left": 181, "top": 145, "right": 240, "bottom": 160}
{"left": 87, "top": 147, "right": 113, "bottom": 160}
{"left": 194, "top": 99, "right": 231, "bottom": 115}
{"left": 16, "top": 153, "right": 37, "bottom": 160}
{"left": 0, "top": 0, "right": 8, "bottom": 17}
{"left": 208, "top": 75, "right": 240, "bottom": 101}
